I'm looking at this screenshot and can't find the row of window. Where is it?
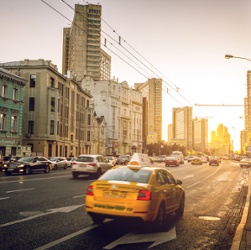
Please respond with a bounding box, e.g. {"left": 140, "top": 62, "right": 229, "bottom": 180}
{"left": 0, "top": 113, "right": 18, "bottom": 132}
{"left": 1, "top": 85, "right": 19, "bottom": 100}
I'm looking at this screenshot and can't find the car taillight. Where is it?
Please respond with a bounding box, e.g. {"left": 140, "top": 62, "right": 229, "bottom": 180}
{"left": 89, "top": 163, "right": 96, "bottom": 167}
{"left": 72, "top": 161, "right": 77, "bottom": 165}
{"left": 137, "top": 190, "right": 151, "bottom": 200}
{"left": 86, "top": 185, "right": 94, "bottom": 196}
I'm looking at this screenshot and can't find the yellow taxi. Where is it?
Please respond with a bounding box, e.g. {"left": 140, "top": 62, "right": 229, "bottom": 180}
{"left": 191, "top": 156, "right": 203, "bottom": 165}
{"left": 85, "top": 153, "right": 185, "bottom": 230}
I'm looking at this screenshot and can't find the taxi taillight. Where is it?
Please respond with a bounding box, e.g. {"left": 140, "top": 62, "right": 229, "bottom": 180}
{"left": 137, "top": 190, "right": 151, "bottom": 200}
{"left": 86, "top": 185, "right": 94, "bottom": 196}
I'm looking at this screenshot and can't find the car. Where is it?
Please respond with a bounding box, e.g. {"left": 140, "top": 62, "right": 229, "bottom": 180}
{"left": 187, "top": 156, "right": 194, "bottom": 163}
{"left": 0, "top": 156, "right": 22, "bottom": 171}
{"left": 71, "top": 154, "right": 113, "bottom": 179}
{"left": 155, "top": 155, "right": 167, "bottom": 163}
{"left": 116, "top": 155, "right": 131, "bottom": 165}
{"left": 209, "top": 156, "right": 219, "bottom": 166}
{"left": 48, "top": 157, "right": 69, "bottom": 170}
{"left": 201, "top": 156, "right": 208, "bottom": 163}
{"left": 165, "top": 156, "right": 180, "bottom": 167}
{"left": 85, "top": 153, "right": 185, "bottom": 231}
{"left": 3, "top": 156, "right": 52, "bottom": 175}
{"left": 105, "top": 156, "right": 117, "bottom": 166}
{"left": 66, "top": 157, "right": 77, "bottom": 168}
{"left": 239, "top": 157, "right": 251, "bottom": 168}
{"left": 191, "top": 156, "right": 202, "bottom": 165}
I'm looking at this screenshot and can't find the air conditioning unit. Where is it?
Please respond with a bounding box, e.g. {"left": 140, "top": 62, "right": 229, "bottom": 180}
{"left": 26, "top": 133, "right": 31, "bottom": 138}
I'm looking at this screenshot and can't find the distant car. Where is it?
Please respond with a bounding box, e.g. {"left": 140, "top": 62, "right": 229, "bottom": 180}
{"left": 116, "top": 155, "right": 131, "bottom": 165}
{"left": 239, "top": 157, "right": 251, "bottom": 168}
{"left": 187, "top": 156, "right": 194, "bottom": 163}
{"left": 66, "top": 157, "right": 77, "bottom": 168}
{"left": 105, "top": 156, "right": 117, "bottom": 166}
{"left": 85, "top": 153, "right": 185, "bottom": 230}
{"left": 165, "top": 156, "right": 180, "bottom": 167}
{"left": 155, "top": 155, "right": 167, "bottom": 163}
{"left": 3, "top": 156, "right": 51, "bottom": 175}
{"left": 48, "top": 157, "right": 69, "bottom": 170}
{"left": 71, "top": 154, "right": 113, "bottom": 179}
{"left": 191, "top": 157, "right": 202, "bottom": 165}
{"left": 209, "top": 156, "right": 219, "bottom": 166}
{"left": 201, "top": 157, "right": 208, "bottom": 163}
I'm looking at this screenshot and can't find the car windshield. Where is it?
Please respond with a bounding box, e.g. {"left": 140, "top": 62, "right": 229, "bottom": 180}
{"left": 17, "top": 157, "right": 34, "bottom": 163}
{"left": 77, "top": 156, "right": 94, "bottom": 162}
{"left": 99, "top": 167, "right": 151, "bottom": 183}
{"left": 49, "top": 157, "right": 58, "bottom": 161}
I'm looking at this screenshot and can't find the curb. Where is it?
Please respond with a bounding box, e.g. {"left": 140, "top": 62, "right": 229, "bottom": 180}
{"left": 231, "top": 170, "right": 251, "bottom": 250}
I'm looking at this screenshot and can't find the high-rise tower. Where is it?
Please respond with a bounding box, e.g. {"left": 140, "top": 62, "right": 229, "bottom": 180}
{"left": 62, "top": 4, "right": 111, "bottom": 81}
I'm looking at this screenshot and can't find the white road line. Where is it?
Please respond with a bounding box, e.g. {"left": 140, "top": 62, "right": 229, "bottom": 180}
{"left": 0, "top": 197, "right": 10, "bottom": 200}
{"left": 6, "top": 188, "right": 34, "bottom": 193}
{"left": 73, "top": 194, "right": 85, "bottom": 199}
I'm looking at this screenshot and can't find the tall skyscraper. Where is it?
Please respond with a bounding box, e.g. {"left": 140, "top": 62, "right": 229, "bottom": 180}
{"left": 134, "top": 78, "right": 162, "bottom": 143}
{"left": 62, "top": 4, "right": 111, "bottom": 81}
{"left": 172, "top": 106, "right": 193, "bottom": 150}
{"left": 193, "top": 118, "right": 208, "bottom": 152}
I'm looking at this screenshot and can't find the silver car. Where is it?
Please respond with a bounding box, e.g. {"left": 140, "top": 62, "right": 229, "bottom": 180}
{"left": 48, "top": 157, "right": 69, "bottom": 170}
{"left": 71, "top": 154, "right": 113, "bottom": 179}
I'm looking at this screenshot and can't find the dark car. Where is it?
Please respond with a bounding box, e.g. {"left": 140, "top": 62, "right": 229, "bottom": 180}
{"left": 3, "top": 156, "right": 52, "bottom": 175}
{"left": 209, "top": 156, "right": 219, "bottom": 166}
{"left": 165, "top": 156, "right": 179, "bottom": 167}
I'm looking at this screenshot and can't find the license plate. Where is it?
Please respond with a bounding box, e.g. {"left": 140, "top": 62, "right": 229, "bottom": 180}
{"left": 103, "top": 190, "right": 126, "bottom": 198}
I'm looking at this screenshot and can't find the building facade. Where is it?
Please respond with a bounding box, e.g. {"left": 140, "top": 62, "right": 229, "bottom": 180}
{"left": 134, "top": 78, "right": 162, "bottom": 144}
{"left": 0, "top": 68, "right": 27, "bottom": 157}
{"left": 82, "top": 77, "right": 143, "bottom": 155}
{"left": 0, "top": 59, "right": 102, "bottom": 158}
{"left": 193, "top": 118, "right": 208, "bottom": 153}
{"left": 62, "top": 3, "right": 111, "bottom": 81}
{"left": 171, "top": 106, "right": 193, "bottom": 150}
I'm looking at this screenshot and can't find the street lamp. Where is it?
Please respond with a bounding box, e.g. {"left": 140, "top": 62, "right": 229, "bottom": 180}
{"left": 225, "top": 54, "right": 251, "bottom": 62}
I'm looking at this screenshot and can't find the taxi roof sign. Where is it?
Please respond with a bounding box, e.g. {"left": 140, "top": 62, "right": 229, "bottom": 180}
{"left": 127, "top": 153, "right": 152, "bottom": 167}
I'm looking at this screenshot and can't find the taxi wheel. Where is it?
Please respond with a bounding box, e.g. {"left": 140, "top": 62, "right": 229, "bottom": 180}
{"left": 176, "top": 195, "right": 185, "bottom": 217}
{"left": 24, "top": 166, "right": 31, "bottom": 175}
{"left": 91, "top": 214, "right": 105, "bottom": 224}
{"left": 44, "top": 165, "right": 50, "bottom": 173}
{"left": 153, "top": 203, "right": 166, "bottom": 231}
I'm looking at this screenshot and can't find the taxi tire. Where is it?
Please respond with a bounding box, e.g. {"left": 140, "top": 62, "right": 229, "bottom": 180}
{"left": 91, "top": 214, "right": 105, "bottom": 224}
{"left": 153, "top": 203, "right": 166, "bottom": 231}
{"left": 24, "top": 166, "right": 31, "bottom": 175}
{"left": 44, "top": 165, "right": 50, "bottom": 173}
{"left": 176, "top": 195, "right": 185, "bottom": 217}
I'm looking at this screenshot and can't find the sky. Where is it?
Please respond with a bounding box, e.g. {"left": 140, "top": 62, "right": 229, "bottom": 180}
{"left": 1, "top": 0, "right": 251, "bottom": 151}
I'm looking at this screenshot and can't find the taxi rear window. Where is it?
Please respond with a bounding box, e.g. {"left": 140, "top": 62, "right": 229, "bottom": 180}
{"left": 100, "top": 168, "right": 150, "bottom": 183}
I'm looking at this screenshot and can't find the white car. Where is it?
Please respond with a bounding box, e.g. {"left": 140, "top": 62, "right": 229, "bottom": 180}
{"left": 71, "top": 154, "right": 113, "bottom": 179}
{"left": 105, "top": 156, "right": 117, "bottom": 166}
{"left": 48, "top": 157, "right": 69, "bottom": 170}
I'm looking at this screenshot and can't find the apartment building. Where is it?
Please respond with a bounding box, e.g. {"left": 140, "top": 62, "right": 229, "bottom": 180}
{"left": 172, "top": 106, "right": 193, "bottom": 150}
{"left": 0, "top": 59, "right": 99, "bottom": 158}
{"left": 193, "top": 118, "right": 208, "bottom": 153}
{"left": 134, "top": 78, "right": 162, "bottom": 144}
{"left": 62, "top": 3, "right": 111, "bottom": 81}
{"left": 0, "top": 68, "right": 27, "bottom": 157}
{"left": 82, "top": 77, "right": 143, "bottom": 155}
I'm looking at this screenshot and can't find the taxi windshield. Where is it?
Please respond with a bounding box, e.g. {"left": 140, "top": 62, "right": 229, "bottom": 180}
{"left": 99, "top": 167, "right": 150, "bottom": 183}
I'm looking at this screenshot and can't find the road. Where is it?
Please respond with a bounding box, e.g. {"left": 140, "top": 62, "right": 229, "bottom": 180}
{"left": 0, "top": 160, "right": 248, "bottom": 249}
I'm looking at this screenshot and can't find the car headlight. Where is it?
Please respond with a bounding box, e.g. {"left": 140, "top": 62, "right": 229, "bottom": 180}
{"left": 18, "top": 164, "right": 24, "bottom": 168}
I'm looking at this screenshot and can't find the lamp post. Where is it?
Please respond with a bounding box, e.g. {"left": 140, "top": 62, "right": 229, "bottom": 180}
{"left": 225, "top": 54, "right": 250, "bottom": 154}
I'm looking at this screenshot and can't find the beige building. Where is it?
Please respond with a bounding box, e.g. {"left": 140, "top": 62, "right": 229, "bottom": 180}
{"left": 62, "top": 3, "right": 111, "bottom": 81}
{"left": 171, "top": 106, "right": 193, "bottom": 150}
{"left": 193, "top": 118, "right": 208, "bottom": 153}
{"left": 134, "top": 78, "right": 162, "bottom": 144}
{"left": 82, "top": 77, "right": 143, "bottom": 155}
{"left": 0, "top": 59, "right": 105, "bottom": 158}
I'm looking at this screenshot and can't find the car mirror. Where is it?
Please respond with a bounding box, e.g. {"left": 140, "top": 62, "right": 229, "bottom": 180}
{"left": 176, "top": 179, "right": 182, "bottom": 185}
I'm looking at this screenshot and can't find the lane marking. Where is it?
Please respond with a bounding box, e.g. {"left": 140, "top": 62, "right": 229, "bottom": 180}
{"left": 0, "top": 197, "right": 10, "bottom": 200}
{"left": 6, "top": 188, "right": 34, "bottom": 193}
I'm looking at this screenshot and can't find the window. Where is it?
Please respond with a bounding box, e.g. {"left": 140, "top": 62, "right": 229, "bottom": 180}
{"left": 51, "top": 97, "right": 55, "bottom": 112}
{"left": 12, "top": 88, "right": 18, "bottom": 100}
{"left": 29, "top": 97, "right": 35, "bottom": 111}
{"left": 28, "top": 120, "right": 34, "bottom": 134}
{"left": 50, "top": 77, "right": 55, "bottom": 88}
{"left": 50, "top": 120, "right": 54, "bottom": 135}
{"left": 1, "top": 85, "right": 7, "bottom": 97}
{"left": 87, "top": 114, "right": 91, "bottom": 125}
{"left": 11, "top": 116, "right": 18, "bottom": 132}
{"left": 0, "top": 114, "right": 7, "bottom": 130}
{"left": 87, "top": 131, "right": 90, "bottom": 141}
{"left": 30, "top": 74, "right": 36, "bottom": 87}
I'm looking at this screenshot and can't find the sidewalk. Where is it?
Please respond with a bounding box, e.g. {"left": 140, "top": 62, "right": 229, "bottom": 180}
{"left": 231, "top": 170, "right": 251, "bottom": 250}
